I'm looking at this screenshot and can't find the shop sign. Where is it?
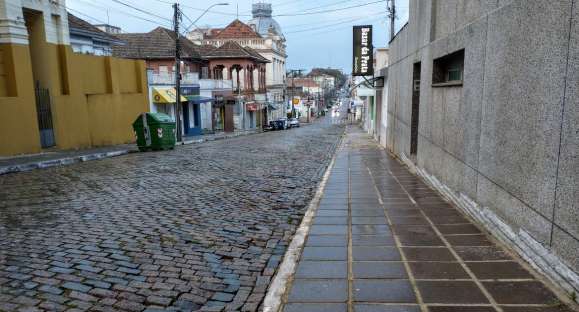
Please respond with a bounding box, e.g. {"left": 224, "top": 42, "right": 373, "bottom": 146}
{"left": 246, "top": 103, "right": 259, "bottom": 111}
{"left": 180, "top": 86, "right": 200, "bottom": 97}
{"left": 353, "top": 25, "right": 374, "bottom": 76}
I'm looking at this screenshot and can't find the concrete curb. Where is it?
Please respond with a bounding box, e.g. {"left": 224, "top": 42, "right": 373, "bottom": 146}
{"left": 180, "top": 130, "right": 261, "bottom": 145}
{"left": 261, "top": 134, "right": 343, "bottom": 312}
{"left": 0, "top": 150, "right": 132, "bottom": 176}
{"left": 0, "top": 128, "right": 267, "bottom": 176}
{"left": 0, "top": 123, "right": 316, "bottom": 176}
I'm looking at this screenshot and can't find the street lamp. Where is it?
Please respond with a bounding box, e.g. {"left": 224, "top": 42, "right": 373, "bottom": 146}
{"left": 185, "top": 3, "right": 229, "bottom": 32}
{"left": 175, "top": 2, "right": 229, "bottom": 142}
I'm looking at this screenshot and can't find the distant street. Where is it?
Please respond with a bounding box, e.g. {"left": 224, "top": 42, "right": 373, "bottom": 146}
{"left": 0, "top": 118, "right": 345, "bottom": 312}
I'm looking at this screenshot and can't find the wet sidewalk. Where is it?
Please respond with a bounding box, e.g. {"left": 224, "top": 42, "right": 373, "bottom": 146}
{"left": 281, "top": 127, "right": 576, "bottom": 312}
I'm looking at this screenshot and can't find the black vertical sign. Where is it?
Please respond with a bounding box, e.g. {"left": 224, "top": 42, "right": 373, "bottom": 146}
{"left": 352, "top": 25, "right": 374, "bottom": 76}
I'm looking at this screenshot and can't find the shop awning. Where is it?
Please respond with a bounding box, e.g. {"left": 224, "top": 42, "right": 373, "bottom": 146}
{"left": 267, "top": 103, "right": 278, "bottom": 110}
{"left": 152, "top": 87, "right": 187, "bottom": 104}
{"left": 185, "top": 95, "right": 213, "bottom": 104}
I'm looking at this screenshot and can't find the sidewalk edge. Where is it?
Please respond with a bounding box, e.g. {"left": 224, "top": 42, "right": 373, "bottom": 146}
{"left": 261, "top": 134, "right": 343, "bottom": 312}
{"left": 0, "top": 150, "right": 132, "bottom": 176}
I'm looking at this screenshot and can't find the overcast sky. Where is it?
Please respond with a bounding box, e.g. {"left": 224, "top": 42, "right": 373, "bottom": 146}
{"left": 67, "top": 0, "right": 409, "bottom": 73}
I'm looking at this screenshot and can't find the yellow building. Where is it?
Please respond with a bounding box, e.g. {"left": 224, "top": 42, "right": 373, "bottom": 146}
{"left": 0, "top": 0, "right": 149, "bottom": 156}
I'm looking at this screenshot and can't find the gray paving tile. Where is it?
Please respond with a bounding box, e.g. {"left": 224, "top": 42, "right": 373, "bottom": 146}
{"left": 306, "top": 235, "right": 348, "bottom": 247}
{"left": 353, "top": 304, "right": 421, "bottom": 312}
{"left": 295, "top": 261, "right": 348, "bottom": 279}
{"left": 309, "top": 225, "right": 348, "bottom": 235}
{"left": 352, "top": 235, "right": 396, "bottom": 246}
{"left": 353, "top": 280, "right": 416, "bottom": 303}
{"left": 313, "top": 217, "right": 348, "bottom": 225}
{"left": 318, "top": 204, "right": 349, "bottom": 211}
{"left": 417, "top": 281, "right": 489, "bottom": 304}
{"left": 352, "top": 262, "right": 407, "bottom": 279}
{"left": 351, "top": 203, "right": 382, "bottom": 210}
{"left": 352, "top": 247, "right": 401, "bottom": 261}
{"left": 287, "top": 279, "right": 348, "bottom": 303}
{"left": 427, "top": 307, "right": 495, "bottom": 312}
{"left": 466, "top": 262, "right": 533, "bottom": 280}
{"left": 284, "top": 303, "right": 347, "bottom": 312}
{"left": 352, "top": 209, "right": 385, "bottom": 217}
{"left": 317, "top": 210, "right": 349, "bottom": 217}
{"left": 482, "top": 281, "right": 559, "bottom": 305}
{"left": 352, "top": 217, "right": 389, "bottom": 225}
{"left": 402, "top": 248, "right": 456, "bottom": 261}
{"left": 408, "top": 262, "right": 469, "bottom": 279}
{"left": 302, "top": 247, "right": 347, "bottom": 261}
{"left": 352, "top": 225, "right": 392, "bottom": 235}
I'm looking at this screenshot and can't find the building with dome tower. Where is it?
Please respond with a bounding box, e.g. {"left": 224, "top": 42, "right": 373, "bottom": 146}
{"left": 188, "top": 2, "right": 287, "bottom": 121}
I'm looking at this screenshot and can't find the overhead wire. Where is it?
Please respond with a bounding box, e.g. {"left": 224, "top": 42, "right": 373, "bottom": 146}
{"left": 285, "top": 16, "right": 384, "bottom": 37}
{"left": 284, "top": 12, "right": 384, "bottom": 34}
{"left": 107, "top": 0, "right": 172, "bottom": 22}
{"left": 67, "top": 7, "right": 108, "bottom": 24}
{"left": 284, "top": 12, "right": 386, "bottom": 33}
{"left": 275, "top": 0, "right": 358, "bottom": 15}
{"left": 71, "top": 0, "right": 172, "bottom": 28}
{"left": 274, "top": 0, "right": 387, "bottom": 17}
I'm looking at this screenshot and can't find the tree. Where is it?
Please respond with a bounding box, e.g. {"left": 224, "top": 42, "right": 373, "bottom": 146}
{"left": 307, "top": 68, "right": 347, "bottom": 88}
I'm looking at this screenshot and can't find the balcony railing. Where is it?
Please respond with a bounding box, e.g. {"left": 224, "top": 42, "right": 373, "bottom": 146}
{"left": 199, "top": 79, "right": 233, "bottom": 90}
{"left": 147, "top": 72, "right": 199, "bottom": 85}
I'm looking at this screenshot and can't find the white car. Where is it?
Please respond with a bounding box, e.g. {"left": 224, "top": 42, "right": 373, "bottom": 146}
{"left": 289, "top": 118, "right": 300, "bottom": 128}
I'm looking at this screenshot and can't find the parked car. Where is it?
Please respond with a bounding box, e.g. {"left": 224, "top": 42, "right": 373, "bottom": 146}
{"left": 277, "top": 117, "right": 289, "bottom": 130}
{"left": 263, "top": 122, "right": 274, "bottom": 131}
{"left": 288, "top": 118, "right": 300, "bottom": 128}
{"left": 268, "top": 119, "right": 285, "bottom": 131}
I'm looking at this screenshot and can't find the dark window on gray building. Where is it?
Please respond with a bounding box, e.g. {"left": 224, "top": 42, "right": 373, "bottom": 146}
{"left": 411, "top": 62, "right": 421, "bottom": 156}
{"left": 433, "top": 49, "right": 464, "bottom": 85}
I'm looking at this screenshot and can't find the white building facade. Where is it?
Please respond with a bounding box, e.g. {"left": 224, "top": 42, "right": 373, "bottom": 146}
{"left": 188, "top": 2, "right": 287, "bottom": 120}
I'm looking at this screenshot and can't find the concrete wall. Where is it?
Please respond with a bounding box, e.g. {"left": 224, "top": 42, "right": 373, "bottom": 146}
{"left": 387, "top": 0, "right": 579, "bottom": 299}
{"left": 0, "top": 42, "right": 148, "bottom": 156}
{"left": 0, "top": 0, "right": 149, "bottom": 156}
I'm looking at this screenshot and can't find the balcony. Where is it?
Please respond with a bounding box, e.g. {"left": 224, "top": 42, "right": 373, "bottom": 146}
{"left": 199, "top": 79, "right": 233, "bottom": 91}
{"left": 147, "top": 72, "right": 199, "bottom": 86}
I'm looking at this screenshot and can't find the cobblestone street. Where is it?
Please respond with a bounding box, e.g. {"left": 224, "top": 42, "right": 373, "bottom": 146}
{"left": 0, "top": 119, "right": 345, "bottom": 312}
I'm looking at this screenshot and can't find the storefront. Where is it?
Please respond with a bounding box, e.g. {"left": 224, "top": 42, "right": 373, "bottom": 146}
{"left": 245, "top": 102, "right": 259, "bottom": 129}
{"left": 212, "top": 93, "right": 236, "bottom": 133}
{"left": 183, "top": 94, "right": 212, "bottom": 137}
{"left": 151, "top": 87, "right": 186, "bottom": 119}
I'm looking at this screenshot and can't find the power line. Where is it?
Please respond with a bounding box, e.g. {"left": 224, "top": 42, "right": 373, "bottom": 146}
{"left": 285, "top": 17, "right": 383, "bottom": 37}
{"left": 285, "top": 12, "right": 385, "bottom": 34}
{"left": 108, "top": 0, "right": 172, "bottom": 22}
{"left": 274, "top": 0, "right": 387, "bottom": 17}
{"left": 68, "top": 7, "right": 108, "bottom": 24}
{"left": 275, "top": 0, "right": 357, "bottom": 15}
{"left": 73, "top": 0, "right": 171, "bottom": 27}
{"left": 177, "top": 2, "right": 251, "bottom": 17}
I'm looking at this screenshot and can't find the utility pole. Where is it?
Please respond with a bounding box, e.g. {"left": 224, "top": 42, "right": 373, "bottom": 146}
{"left": 288, "top": 69, "right": 303, "bottom": 118}
{"left": 173, "top": 3, "right": 183, "bottom": 142}
{"left": 387, "top": 0, "right": 396, "bottom": 42}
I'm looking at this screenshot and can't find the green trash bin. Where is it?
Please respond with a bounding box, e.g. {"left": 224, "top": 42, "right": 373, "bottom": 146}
{"left": 133, "top": 113, "right": 176, "bottom": 151}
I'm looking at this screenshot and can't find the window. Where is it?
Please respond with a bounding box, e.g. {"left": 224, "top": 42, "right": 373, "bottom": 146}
{"left": 432, "top": 49, "right": 464, "bottom": 86}
{"left": 201, "top": 67, "right": 209, "bottom": 79}
{"left": 159, "top": 65, "right": 168, "bottom": 74}
{"left": 447, "top": 66, "right": 462, "bottom": 81}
